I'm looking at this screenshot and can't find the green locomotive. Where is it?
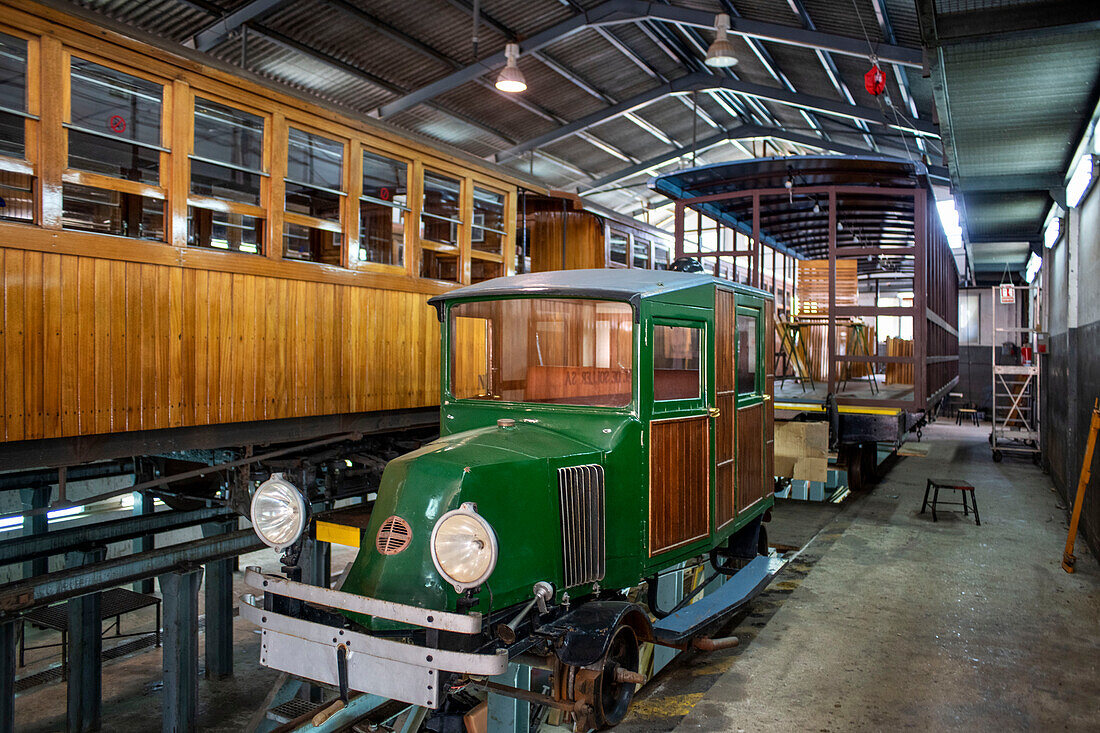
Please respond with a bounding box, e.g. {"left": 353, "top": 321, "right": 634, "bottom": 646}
{"left": 243, "top": 268, "right": 779, "bottom": 730}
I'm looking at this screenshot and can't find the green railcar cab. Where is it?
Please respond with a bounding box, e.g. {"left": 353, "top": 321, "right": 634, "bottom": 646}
{"left": 243, "top": 269, "right": 777, "bottom": 731}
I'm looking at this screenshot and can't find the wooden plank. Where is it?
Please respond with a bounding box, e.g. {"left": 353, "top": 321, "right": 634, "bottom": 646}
{"left": 92, "top": 258, "right": 110, "bottom": 435}
{"left": 2, "top": 251, "right": 23, "bottom": 441}
{"left": 167, "top": 265, "right": 183, "bottom": 427}
{"left": 59, "top": 254, "right": 78, "bottom": 436}
{"left": 41, "top": 253, "right": 61, "bottom": 437}
{"left": 76, "top": 256, "right": 94, "bottom": 435}
{"left": 22, "top": 250, "right": 43, "bottom": 440}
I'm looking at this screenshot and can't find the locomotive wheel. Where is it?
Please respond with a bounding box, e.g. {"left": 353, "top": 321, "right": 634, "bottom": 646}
{"left": 572, "top": 624, "right": 640, "bottom": 731}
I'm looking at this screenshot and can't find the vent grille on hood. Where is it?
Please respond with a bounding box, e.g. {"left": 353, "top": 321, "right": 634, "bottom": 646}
{"left": 558, "top": 464, "right": 606, "bottom": 588}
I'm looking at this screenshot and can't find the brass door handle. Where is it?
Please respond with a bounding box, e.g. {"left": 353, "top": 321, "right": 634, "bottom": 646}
{"left": 708, "top": 406, "right": 721, "bottom": 418}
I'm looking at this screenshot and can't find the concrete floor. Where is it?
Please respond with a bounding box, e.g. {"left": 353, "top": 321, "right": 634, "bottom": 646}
{"left": 624, "top": 420, "right": 1100, "bottom": 732}
{"left": 14, "top": 420, "right": 1100, "bottom": 731}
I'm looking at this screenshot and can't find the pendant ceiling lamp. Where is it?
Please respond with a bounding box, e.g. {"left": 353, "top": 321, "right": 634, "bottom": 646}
{"left": 495, "top": 43, "right": 527, "bottom": 93}
{"left": 705, "top": 14, "right": 738, "bottom": 68}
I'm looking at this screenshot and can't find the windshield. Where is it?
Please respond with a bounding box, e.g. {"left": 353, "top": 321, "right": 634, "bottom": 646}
{"left": 450, "top": 298, "right": 633, "bottom": 407}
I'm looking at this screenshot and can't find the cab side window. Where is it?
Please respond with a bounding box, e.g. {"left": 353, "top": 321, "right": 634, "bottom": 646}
{"left": 736, "top": 312, "right": 758, "bottom": 394}
{"left": 654, "top": 325, "right": 701, "bottom": 401}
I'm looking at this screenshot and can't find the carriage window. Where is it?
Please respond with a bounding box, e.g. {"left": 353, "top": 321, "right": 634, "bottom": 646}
{"left": 359, "top": 150, "right": 407, "bottom": 266}
{"left": 472, "top": 187, "right": 505, "bottom": 254}
{"left": 0, "top": 33, "right": 33, "bottom": 224}
{"left": 653, "top": 242, "right": 670, "bottom": 270}
{"left": 62, "top": 182, "right": 164, "bottom": 240}
{"left": 422, "top": 172, "right": 461, "bottom": 247}
{"left": 68, "top": 58, "right": 163, "bottom": 184}
{"left": 737, "top": 312, "right": 758, "bottom": 394}
{"left": 191, "top": 98, "right": 264, "bottom": 205}
{"left": 632, "top": 238, "right": 650, "bottom": 269}
{"left": 421, "top": 171, "right": 462, "bottom": 281}
{"left": 653, "top": 325, "right": 701, "bottom": 401}
{"left": 64, "top": 58, "right": 166, "bottom": 239}
{"left": 608, "top": 230, "right": 628, "bottom": 266}
{"left": 450, "top": 299, "right": 633, "bottom": 407}
{"left": 189, "top": 98, "right": 265, "bottom": 254}
{"left": 284, "top": 127, "right": 344, "bottom": 263}
{"left": 0, "top": 32, "right": 27, "bottom": 161}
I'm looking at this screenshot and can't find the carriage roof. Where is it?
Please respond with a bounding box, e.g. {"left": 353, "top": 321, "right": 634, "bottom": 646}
{"left": 428, "top": 269, "right": 770, "bottom": 316}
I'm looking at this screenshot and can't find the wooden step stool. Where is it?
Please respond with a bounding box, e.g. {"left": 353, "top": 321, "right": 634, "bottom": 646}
{"left": 921, "top": 478, "right": 980, "bottom": 525}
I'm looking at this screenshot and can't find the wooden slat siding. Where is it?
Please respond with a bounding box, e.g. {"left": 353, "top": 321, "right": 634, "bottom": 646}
{"left": 0, "top": 253, "right": 445, "bottom": 441}
{"left": 764, "top": 300, "right": 775, "bottom": 496}
{"left": 3, "top": 251, "right": 21, "bottom": 441}
{"left": 715, "top": 288, "right": 737, "bottom": 528}
{"left": 736, "top": 403, "right": 766, "bottom": 512}
{"left": 23, "top": 250, "right": 43, "bottom": 440}
{"left": 42, "top": 253, "right": 60, "bottom": 437}
{"left": 93, "top": 258, "right": 110, "bottom": 435}
{"left": 76, "top": 257, "right": 94, "bottom": 435}
{"left": 649, "top": 416, "right": 710, "bottom": 555}
{"left": 60, "top": 255, "right": 78, "bottom": 436}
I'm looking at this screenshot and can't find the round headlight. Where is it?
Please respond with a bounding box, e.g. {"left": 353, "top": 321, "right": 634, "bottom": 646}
{"left": 250, "top": 474, "right": 307, "bottom": 550}
{"left": 430, "top": 502, "right": 498, "bottom": 592}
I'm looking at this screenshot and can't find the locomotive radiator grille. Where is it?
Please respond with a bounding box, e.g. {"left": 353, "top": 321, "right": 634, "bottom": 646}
{"left": 558, "top": 464, "right": 606, "bottom": 588}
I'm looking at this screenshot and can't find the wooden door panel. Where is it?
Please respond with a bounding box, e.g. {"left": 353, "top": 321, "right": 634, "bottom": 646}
{"left": 736, "top": 403, "right": 765, "bottom": 511}
{"left": 649, "top": 415, "right": 710, "bottom": 555}
{"left": 715, "top": 288, "right": 737, "bottom": 528}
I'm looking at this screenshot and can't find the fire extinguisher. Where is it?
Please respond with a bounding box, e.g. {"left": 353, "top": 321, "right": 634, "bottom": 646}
{"left": 864, "top": 59, "right": 885, "bottom": 96}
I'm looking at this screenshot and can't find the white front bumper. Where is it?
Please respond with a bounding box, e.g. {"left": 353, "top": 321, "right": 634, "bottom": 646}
{"left": 241, "top": 569, "right": 508, "bottom": 709}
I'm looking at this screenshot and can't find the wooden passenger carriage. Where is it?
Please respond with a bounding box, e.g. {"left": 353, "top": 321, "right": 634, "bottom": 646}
{"left": 0, "top": 2, "right": 685, "bottom": 478}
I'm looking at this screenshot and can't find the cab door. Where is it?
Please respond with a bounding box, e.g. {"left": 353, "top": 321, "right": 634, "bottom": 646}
{"left": 734, "top": 297, "right": 767, "bottom": 514}
{"left": 646, "top": 311, "right": 710, "bottom": 556}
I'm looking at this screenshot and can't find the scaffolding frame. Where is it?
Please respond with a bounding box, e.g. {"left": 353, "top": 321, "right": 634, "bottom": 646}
{"left": 990, "top": 284, "right": 1040, "bottom": 462}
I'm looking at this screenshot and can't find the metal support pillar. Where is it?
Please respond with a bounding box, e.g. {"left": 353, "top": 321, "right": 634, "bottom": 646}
{"left": 21, "top": 486, "right": 51, "bottom": 579}
{"left": 299, "top": 533, "right": 330, "bottom": 704}
{"left": 0, "top": 621, "right": 15, "bottom": 733}
{"left": 159, "top": 567, "right": 203, "bottom": 733}
{"left": 133, "top": 491, "right": 155, "bottom": 594}
{"left": 202, "top": 520, "right": 236, "bottom": 679}
{"left": 301, "top": 535, "right": 331, "bottom": 590}
{"left": 488, "top": 664, "right": 531, "bottom": 733}
{"left": 67, "top": 545, "right": 107, "bottom": 733}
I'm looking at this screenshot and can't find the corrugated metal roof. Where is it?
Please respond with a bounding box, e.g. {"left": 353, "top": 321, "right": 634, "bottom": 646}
{"left": 60, "top": 0, "right": 943, "bottom": 226}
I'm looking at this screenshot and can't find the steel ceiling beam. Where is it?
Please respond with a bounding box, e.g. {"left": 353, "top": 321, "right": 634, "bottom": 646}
{"left": 243, "top": 25, "right": 519, "bottom": 145}
{"left": 928, "top": 1, "right": 1100, "bottom": 45}
{"left": 869, "top": 0, "right": 925, "bottom": 155}
{"left": 374, "top": 0, "right": 923, "bottom": 119}
{"left": 579, "top": 122, "right": 949, "bottom": 195}
{"left": 493, "top": 73, "right": 938, "bottom": 163}
{"left": 188, "top": 0, "right": 287, "bottom": 52}
{"left": 785, "top": 0, "right": 877, "bottom": 151}
{"left": 580, "top": 128, "right": 736, "bottom": 192}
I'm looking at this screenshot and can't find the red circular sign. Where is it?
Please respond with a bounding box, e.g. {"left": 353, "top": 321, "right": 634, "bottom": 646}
{"left": 379, "top": 187, "right": 391, "bottom": 201}
{"left": 109, "top": 115, "right": 127, "bottom": 133}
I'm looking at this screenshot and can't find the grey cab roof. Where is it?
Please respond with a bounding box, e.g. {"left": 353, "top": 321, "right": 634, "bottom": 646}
{"left": 428, "top": 268, "right": 769, "bottom": 315}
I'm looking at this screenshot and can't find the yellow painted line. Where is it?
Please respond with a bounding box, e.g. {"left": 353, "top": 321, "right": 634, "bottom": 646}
{"left": 775, "top": 402, "right": 901, "bottom": 417}
{"left": 316, "top": 521, "right": 362, "bottom": 548}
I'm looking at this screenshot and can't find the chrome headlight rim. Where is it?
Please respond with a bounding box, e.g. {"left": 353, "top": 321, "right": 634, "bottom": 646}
{"left": 250, "top": 473, "right": 308, "bottom": 551}
{"left": 429, "top": 502, "right": 498, "bottom": 593}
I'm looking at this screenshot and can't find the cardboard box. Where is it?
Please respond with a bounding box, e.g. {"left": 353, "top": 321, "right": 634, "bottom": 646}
{"left": 774, "top": 421, "right": 829, "bottom": 482}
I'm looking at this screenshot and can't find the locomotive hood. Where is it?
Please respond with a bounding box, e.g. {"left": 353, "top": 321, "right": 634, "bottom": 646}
{"left": 337, "top": 422, "right": 605, "bottom": 629}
